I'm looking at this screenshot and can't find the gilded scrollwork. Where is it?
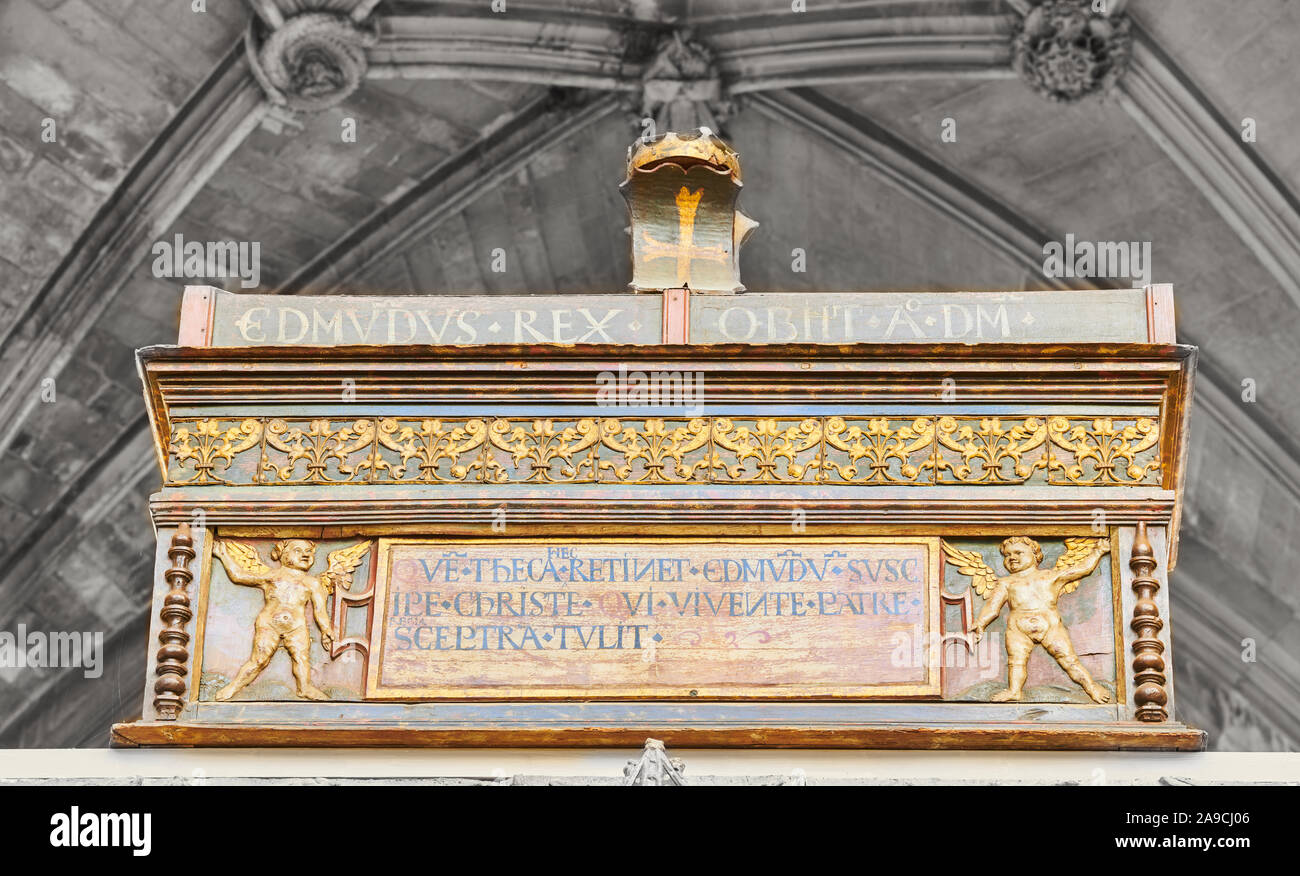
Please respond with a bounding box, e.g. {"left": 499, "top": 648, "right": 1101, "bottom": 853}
{"left": 163, "top": 414, "right": 1164, "bottom": 488}
{"left": 486, "top": 418, "right": 604, "bottom": 483}
{"left": 374, "top": 417, "right": 489, "bottom": 483}
{"left": 935, "top": 416, "right": 1049, "bottom": 484}
{"left": 710, "top": 418, "right": 822, "bottom": 482}
{"left": 259, "top": 418, "right": 376, "bottom": 484}
{"left": 598, "top": 418, "right": 712, "bottom": 483}
{"left": 167, "top": 418, "right": 262, "bottom": 484}
{"left": 818, "top": 416, "right": 935, "bottom": 483}
{"left": 1046, "top": 417, "right": 1161, "bottom": 485}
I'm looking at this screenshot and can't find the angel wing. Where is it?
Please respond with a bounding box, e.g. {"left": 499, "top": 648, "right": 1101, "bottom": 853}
{"left": 216, "top": 539, "right": 272, "bottom": 577}
{"left": 1055, "top": 537, "right": 1110, "bottom": 594}
{"left": 941, "top": 542, "right": 1000, "bottom": 598}
{"left": 319, "top": 542, "right": 371, "bottom": 594}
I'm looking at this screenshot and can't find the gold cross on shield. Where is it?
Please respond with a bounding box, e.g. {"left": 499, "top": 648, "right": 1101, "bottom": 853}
{"left": 638, "top": 186, "right": 730, "bottom": 287}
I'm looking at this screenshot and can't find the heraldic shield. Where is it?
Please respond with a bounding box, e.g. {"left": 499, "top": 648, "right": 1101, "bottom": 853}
{"left": 620, "top": 129, "right": 758, "bottom": 294}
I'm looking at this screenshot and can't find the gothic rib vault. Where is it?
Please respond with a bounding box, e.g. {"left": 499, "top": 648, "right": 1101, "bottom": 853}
{"left": 0, "top": 0, "right": 1297, "bottom": 751}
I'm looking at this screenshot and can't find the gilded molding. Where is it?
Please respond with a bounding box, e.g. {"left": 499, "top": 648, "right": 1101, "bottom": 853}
{"left": 164, "top": 415, "right": 1164, "bottom": 488}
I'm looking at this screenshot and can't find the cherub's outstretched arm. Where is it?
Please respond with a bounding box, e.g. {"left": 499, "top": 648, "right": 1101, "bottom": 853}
{"left": 1054, "top": 546, "right": 1107, "bottom": 593}
{"left": 971, "top": 582, "right": 1008, "bottom": 641}
{"left": 213, "top": 541, "right": 270, "bottom": 587}
{"left": 309, "top": 581, "right": 334, "bottom": 652}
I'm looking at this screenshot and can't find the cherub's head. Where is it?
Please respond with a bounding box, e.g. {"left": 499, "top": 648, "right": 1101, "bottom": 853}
{"left": 999, "top": 536, "right": 1043, "bottom": 573}
{"left": 271, "top": 538, "right": 316, "bottom": 571}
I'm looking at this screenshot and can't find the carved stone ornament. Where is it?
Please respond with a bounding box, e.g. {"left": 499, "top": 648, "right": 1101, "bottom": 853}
{"left": 1012, "top": 0, "right": 1132, "bottom": 103}
{"left": 639, "top": 31, "right": 731, "bottom": 133}
{"left": 623, "top": 738, "right": 687, "bottom": 786}
{"left": 247, "top": 12, "right": 378, "bottom": 112}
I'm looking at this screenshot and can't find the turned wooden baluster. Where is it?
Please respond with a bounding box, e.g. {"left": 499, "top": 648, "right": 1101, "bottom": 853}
{"left": 1130, "top": 522, "right": 1168, "bottom": 722}
{"left": 153, "top": 524, "right": 195, "bottom": 720}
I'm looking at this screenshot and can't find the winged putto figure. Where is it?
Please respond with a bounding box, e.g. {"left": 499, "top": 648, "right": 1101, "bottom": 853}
{"left": 212, "top": 538, "right": 370, "bottom": 701}
{"left": 942, "top": 536, "right": 1112, "bottom": 704}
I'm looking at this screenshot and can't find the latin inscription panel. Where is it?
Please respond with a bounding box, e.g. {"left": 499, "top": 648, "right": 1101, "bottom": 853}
{"left": 690, "top": 290, "right": 1150, "bottom": 343}
{"left": 199, "top": 289, "right": 1152, "bottom": 346}
{"left": 210, "top": 293, "right": 663, "bottom": 346}
{"left": 367, "top": 538, "right": 940, "bottom": 699}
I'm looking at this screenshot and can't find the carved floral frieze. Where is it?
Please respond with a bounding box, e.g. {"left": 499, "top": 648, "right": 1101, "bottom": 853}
{"left": 164, "top": 415, "right": 1163, "bottom": 487}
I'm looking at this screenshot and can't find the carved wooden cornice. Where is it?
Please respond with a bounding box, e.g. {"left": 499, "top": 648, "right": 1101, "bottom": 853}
{"left": 134, "top": 341, "right": 1195, "bottom": 541}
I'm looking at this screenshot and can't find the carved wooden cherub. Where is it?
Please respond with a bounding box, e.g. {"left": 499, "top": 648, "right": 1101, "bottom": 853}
{"left": 943, "top": 536, "right": 1112, "bottom": 704}
{"left": 212, "top": 538, "right": 369, "bottom": 701}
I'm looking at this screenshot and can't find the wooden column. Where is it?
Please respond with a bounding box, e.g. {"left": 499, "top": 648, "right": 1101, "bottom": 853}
{"left": 153, "top": 525, "right": 196, "bottom": 720}
{"left": 1129, "top": 522, "right": 1169, "bottom": 722}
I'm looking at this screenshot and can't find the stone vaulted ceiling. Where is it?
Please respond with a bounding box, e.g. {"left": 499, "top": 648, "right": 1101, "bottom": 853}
{"left": 0, "top": 0, "right": 1298, "bottom": 750}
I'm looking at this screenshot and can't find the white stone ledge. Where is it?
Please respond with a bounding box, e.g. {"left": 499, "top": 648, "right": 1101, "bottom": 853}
{"left": 0, "top": 750, "right": 1296, "bottom": 785}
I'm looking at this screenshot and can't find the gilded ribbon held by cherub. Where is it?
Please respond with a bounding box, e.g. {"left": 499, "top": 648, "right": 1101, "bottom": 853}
{"left": 943, "top": 536, "right": 1112, "bottom": 704}
{"left": 212, "top": 538, "right": 369, "bottom": 701}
